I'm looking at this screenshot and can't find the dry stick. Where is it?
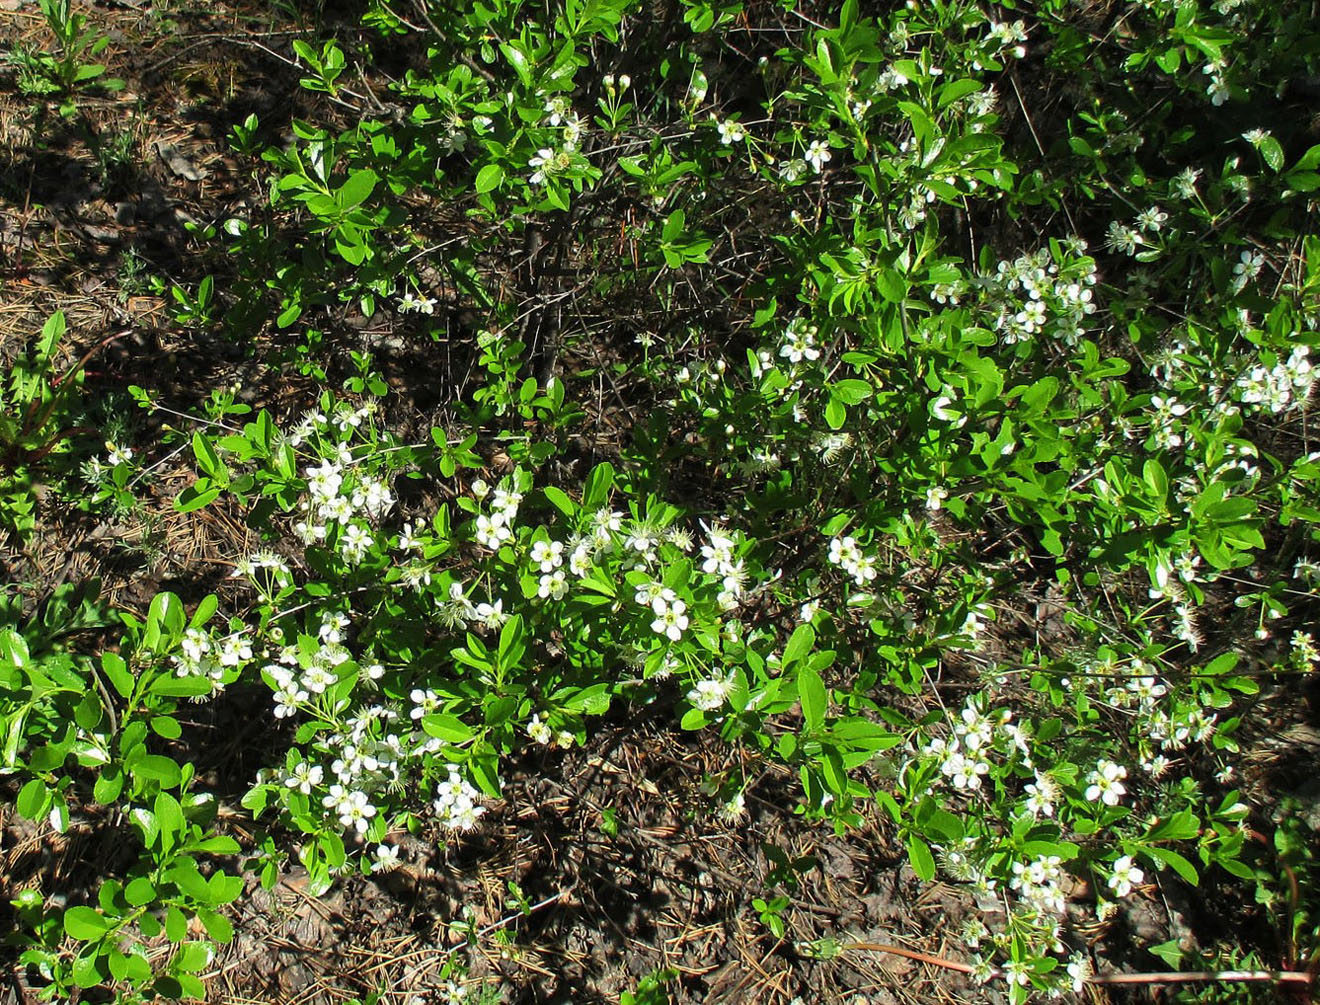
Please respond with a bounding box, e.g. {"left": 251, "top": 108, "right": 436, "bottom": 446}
{"left": 845, "top": 942, "right": 1315, "bottom": 990}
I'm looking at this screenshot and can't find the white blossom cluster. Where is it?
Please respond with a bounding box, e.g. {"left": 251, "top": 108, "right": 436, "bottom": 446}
{"left": 433, "top": 763, "right": 485, "bottom": 831}
{"left": 526, "top": 92, "right": 586, "bottom": 187}
{"left": 827, "top": 534, "right": 878, "bottom": 587}
{"left": 172, "top": 625, "right": 253, "bottom": 697}
{"left": 262, "top": 631, "right": 354, "bottom": 719}
{"left": 1233, "top": 345, "right": 1313, "bottom": 414}
{"left": 1010, "top": 853, "right": 1067, "bottom": 915}
{"left": 288, "top": 407, "right": 395, "bottom": 568}
{"left": 231, "top": 550, "right": 295, "bottom": 602}
{"left": 700, "top": 521, "right": 747, "bottom": 610}
{"left": 976, "top": 242, "right": 1098, "bottom": 348}
{"left": 471, "top": 479, "right": 523, "bottom": 549}
{"left": 920, "top": 698, "right": 1026, "bottom": 795}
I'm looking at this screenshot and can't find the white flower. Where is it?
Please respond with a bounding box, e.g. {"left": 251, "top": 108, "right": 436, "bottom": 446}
{"left": 106, "top": 443, "right": 133, "bottom": 466}
{"left": 593, "top": 508, "right": 623, "bottom": 533}
{"left": 1104, "top": 220, "right": 1142, "bottom": 256}
{"left": 272, "top": 683, "right": 308, "bottom": 718}
{"left": 778, "top": 157, "right": 808, "bottom": 183}
{"left": 687, "top": 671, "right": 735, "bottom": 711}
{"left": 305, "top": 460, "right": 343, "bottom": 503}
{"left": 700, "top": 525, "right": 737, "bottom": 575}
{"left": 650, "top": 599, "right": 689, "bottom": 641}
{"left": 1231, "top": 249, "right": 1264, "bottom": 292}
{"left": 1135, "top": 206, "right": 1168, "bottom": 232}
{"left": 1023, "top": 780, "right": 1054, "bottom": 818}
{"left": 715, "top": 117, "right": 746, "bottom": 144}
{"left": 778, "top": 320, "right": 820, "bottom": 363}
{"left": 805, "top": 139, "right": 831, "bottom": 172}
{"left": 323, "top": 786, "right": 376, "bottom": 834}
{"left": 340, "top": 523, "right": 372, "bottom": 564}
{"left": 537, "top": 570, "right": 568, "bottom": 600}
{"left": 527, "top": 714, "right": 553, "bottom": 745}
{"left": 1172, "top": 167, "right": 1201, "bottom": 200}
{"left": 527, "top": 147, "right": 555, "bottom": 185}
{"left": 474, "top": 599, "right": 507, "bottom": 630}
{"left": 942, "top": 751, "right": 989, "bottom": 790}
{"left": 926, "top": 485, "right": 948, "bottom": 511}
{"left": 543, "top": 95, "right": 570, "bottom": 126}
{"left": 530, "top": 539, "right": 564, "bottom": 572}
{"left": 433, "top": 765, "right": 485, "bottom": 831}
{"left": 409, "top": 688, "right": 439, "bottom": 720}
{"left": 370, "top": 844, "right": 401, "bottom": 873}
{"left": 1085, "top": 759, "right": 1128, "bottom": 806}
{"left": 1107, "top": 855, "right": 1144, "bottom": 897}
{"left": 1002, "top": 959, "right": 1031, "bottom": 987}
{"left": 568, "top": 541, "right": 594, "bottom": 577}
{"left": 474, "top": 513, "right": 512, "bottom": 549}
{"left": 1066, "top": 954, "right": 1092, "bottom": 993}
{"left": 398, "top": 292, "right": 437, "bottom": 315}
{"left": 300, "top": 664, "right": 337, "bottom": 694}
{"left": 285, "top": 761, "right": 324, "bottom": 794}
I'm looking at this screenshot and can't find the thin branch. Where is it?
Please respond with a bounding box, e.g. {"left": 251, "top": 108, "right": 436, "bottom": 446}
{"left": 844, "top": 942, "right": 1315, "bottom": 991}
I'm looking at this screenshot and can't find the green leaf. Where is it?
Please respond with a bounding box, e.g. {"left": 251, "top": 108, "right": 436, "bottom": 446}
{"left": 149, "top": 675, "right": 214, "bottom": 698}
{"left": 192, "top": 431, "right": 223, "bottom": 481}
{"left": 680, "top": 705, "right": 710, "bottom": 731}
{"left": 1144, "top": 809, "right": 1201, "bottom": 842}
{"left": 798, "top": 666, "right": 826, "bottom": 733}
{"left": 1148, "top": 938, "right": 1184, "bottom": 968}
{"left": 1143, "top": 458, "right": 1168, "bottom": 502}
{"left": 194, "top": 835, "right": 241, "bottom": 854}
{"left": 475, "top": 163, "right": 505, "bottom": 193}
{"left": 1144, "top": 846, "right": 1200, "bottom": 884}
{"left": 63, "top": 906, "right": 109, "bottom": 941}
{"left": 93, "top": 767, "right": 124, "bottom": 804}
{"left": 782, "top": 623, "right": 815, "bottom": 668}
{"left": 468, "top": 746, "right": 501, "bottom": 797}
{"left": 824, "top": 397, "right": 846, "bottom": 430}
{"left": 498, "top": 614, "right": 525, "bottom": 669}
{"left": 923, "top": 808, "right": 965, "bottom": 843}
{"left": 175, "top": 941, "right": 213, "bottom": 973}
{"left": 542, "top": 485, "right": 576, "bottom": 517}
{"left": 165, "top": 906, "right": 189, "bottom": 942}
{"left": 421, "top": 713, "right": 475, "bottom": 742}
{"left": 154, "top": 791, "right": 185, "bottom": 841}
{"left": 125, "top": 877, "right": 157, "bottom": 907}
{"left": 196, "top": 907, "right": 234, "bottom": 943}
{"left": 831, "top": 378, "right": 871, "bottom": 405}
{"left": 72, "top": 953, "right": 105, "bottom": 988}
{"left": 151, "top": 716, "right": 182, "bottom": 740}
{"left": 16, "top": 778, "right": 49, "bottom": 820}
{"left": 101, "top": 652, "right": 133, "bottom": 699}
{"left": 1259, "top": 135, "right": 1285, "bottom": 172}
{"left": 335, "top": 168, "right": 378, "bottom": 209}
{"left": 583, "top": 462, "right": 615, "bottom": 509}
{"left": 907, "top": 835, "right": 936, "bottom": 881}
{"left": 1201, "top": 651, "right": 1238, "bottom": 675}
{"left": 133, "top": 754, "right": 183, "bottom": 787}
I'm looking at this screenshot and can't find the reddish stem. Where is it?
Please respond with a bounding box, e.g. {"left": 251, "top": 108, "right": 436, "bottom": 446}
{"left": 845, "top": 943, "right": 1315, "bottom": 991}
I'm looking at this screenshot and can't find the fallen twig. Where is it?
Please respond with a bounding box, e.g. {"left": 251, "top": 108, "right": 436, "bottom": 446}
{"left": 845, "top": 942, "right": 1315, "bottom": 992}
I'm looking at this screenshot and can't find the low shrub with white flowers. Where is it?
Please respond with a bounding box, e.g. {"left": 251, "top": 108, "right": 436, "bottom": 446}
{"left": 7, "top": 0, "right": 1320, "bottom": 1000}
